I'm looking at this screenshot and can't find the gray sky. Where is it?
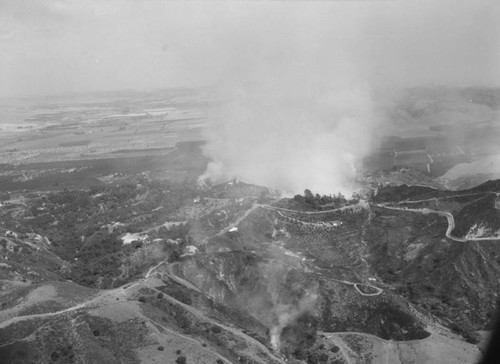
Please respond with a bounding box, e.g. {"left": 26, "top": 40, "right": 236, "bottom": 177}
{"left": 0, "top": 0, "right": 499, "bottom": 98}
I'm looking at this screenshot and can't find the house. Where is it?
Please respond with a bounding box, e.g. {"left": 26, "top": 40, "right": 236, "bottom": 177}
{"left": 182, "top": 245, "right": 199, "bottom": 257}
{"left": 5, "top": 230, "right": 19, "bottom": 239}
{"left": 28, "top": 233, "right": 43, "bottom": 243}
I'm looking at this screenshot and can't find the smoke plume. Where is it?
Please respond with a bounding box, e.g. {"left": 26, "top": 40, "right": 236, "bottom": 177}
{"left": 241, "top": 251, "right": 319, "bottom": 353}
{"left": 198, "top": 5, "right": 377, "bottom": 195}
{"left": 269, "top": 287, "right": 318, "bottom": 352}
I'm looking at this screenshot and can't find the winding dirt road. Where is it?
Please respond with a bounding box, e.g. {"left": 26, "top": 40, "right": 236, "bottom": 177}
{"left": 0, "top": 260, "right": 166, "bottom": 330}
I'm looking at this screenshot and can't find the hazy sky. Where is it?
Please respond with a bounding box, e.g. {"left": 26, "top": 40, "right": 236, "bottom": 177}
{"left": 0, "top": 0, "right": 498, "bottom": 98}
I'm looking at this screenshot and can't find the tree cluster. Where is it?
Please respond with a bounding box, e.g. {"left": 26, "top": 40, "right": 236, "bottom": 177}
{"left": 294, "top": 189, "right": 348, "bottom": 209}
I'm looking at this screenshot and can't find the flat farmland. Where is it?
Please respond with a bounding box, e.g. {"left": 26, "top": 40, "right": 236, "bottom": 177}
{"left": 0, "top": 142, "right": 207, "bottom": 192}
{"left": 0, "top": 89, "right": 210, "bottom": 165}
{"left": 0, "top": 89, "right": 211, "bottom": 191}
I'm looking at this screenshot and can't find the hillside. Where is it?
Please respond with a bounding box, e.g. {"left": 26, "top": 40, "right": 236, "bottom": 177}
{"left": 3, "top": 179, "right": 499, "bottom": 363}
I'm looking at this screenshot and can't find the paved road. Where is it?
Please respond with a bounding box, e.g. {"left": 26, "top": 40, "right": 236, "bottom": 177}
{"left": 375, "top": 204, "right": 500, "bottom": 242}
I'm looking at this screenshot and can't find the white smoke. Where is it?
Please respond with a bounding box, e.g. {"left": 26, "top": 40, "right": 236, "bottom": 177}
{"left": 198, "top": 5, "right": 377, "bottom": 195}
{"left": 269, "top": 287, "right": 318, "bottom": 352}
{"left": 240, "top": 251, "right": 320, "bottom": 353}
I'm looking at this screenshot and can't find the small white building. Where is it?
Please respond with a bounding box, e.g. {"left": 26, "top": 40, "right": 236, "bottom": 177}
{"left": 121, "top": 233, "right": 140, "bottom": 245}
{"left": 28, "top": 233, "right": 43, "bottom": 243}
{"left": 5, "top": 230, "right": 19, "bottom": 239}
{"left": 182, "top": 245, "right": 199, "bottom": 257}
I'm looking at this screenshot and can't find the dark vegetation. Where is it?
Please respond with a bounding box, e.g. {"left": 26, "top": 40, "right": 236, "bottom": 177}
{"left": 452, "top": 194, "right": 500, "bottom": 238}
{"left": 156, "top": 282, "right": 193, "bottom": 305}
{"left": 282, "top": 314, "right": 319, "bottom": 360}
{"left": 282, "top": 189, "right": 359, "bottom": 211}
{"left": 1, "top": 177, "right": 202, "bottom": 288}
{"left": 367, "top": 199, "right": 500, "bottom": 343}
{"left": 294, "top": 189, "right": 352, "bottom": 209}
{"left": 2, "top": 125, "right": 500, "bottom": 363}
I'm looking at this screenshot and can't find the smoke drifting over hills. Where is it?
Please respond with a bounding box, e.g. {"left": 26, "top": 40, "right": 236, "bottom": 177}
{"left": 201, "top": 74, "right": 374, "bottom": 195}
{"left": 197, "top": 1, "right": 499, "bottom": 195}
{"left": 1, "top": 1, "right": 498, "bottom": 193}
{"left": 198, "top": 5, "right": 378, "bottom": 195}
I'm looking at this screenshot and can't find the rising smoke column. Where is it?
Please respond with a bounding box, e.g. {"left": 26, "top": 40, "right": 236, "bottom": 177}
{"left": 241, "top": 256, "right": 320, "bottom": 353}
{"left": 269, "top": 287, "right": 319, "bottom": 352}
{"left": 199, "top": 5, "right": 377, "bottom": 196}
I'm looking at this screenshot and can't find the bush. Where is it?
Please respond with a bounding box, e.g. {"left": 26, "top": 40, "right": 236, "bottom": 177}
{"left": 211, "top": 325, "right": 222, "bottom": 334}
{"left": 176, "top": 356, "right": 187, "bottom": 364}
{"left": 176, "top": 316, "right": 189, "bottom": 329}
{"left": 293, "top": 348, "right": 307, "bottom": 360}
{"left": 157, "top": 346, "right": 164, "bottom": 351}
{"left": 330, "top": 345, "right": 340, "bottom": 353}
{"left": 138, "top": 296, "right": 147, "bottom": 303}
